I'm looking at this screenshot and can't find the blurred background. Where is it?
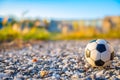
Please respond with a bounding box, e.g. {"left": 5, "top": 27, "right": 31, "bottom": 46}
{"left": 0, "top": 0, "right": 120, "bottom": 42}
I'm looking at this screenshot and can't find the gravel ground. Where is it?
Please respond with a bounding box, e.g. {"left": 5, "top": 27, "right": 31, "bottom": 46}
{"left": 0, "top": 40, "right": 120, "bottom": 80}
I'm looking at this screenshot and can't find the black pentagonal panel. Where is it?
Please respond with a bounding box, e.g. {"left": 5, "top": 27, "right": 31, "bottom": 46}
{"left": 95, "top": 59, "right": 105, "bottom": 66}
{"left": 110, "top": 52, "right": 114, "bottom": 60}
{"left": 89, "top": 39, "right": 97, "bottom": 43}
{"left": 96, "top": 44, "right": 106, "bottom": 53}
{"left": 86, "top": 49, "right": 91, "bottom": 58}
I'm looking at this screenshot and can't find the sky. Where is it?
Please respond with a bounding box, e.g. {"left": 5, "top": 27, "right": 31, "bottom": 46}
{"left": 0, "top": 0, "right": 120, "bottom": 19}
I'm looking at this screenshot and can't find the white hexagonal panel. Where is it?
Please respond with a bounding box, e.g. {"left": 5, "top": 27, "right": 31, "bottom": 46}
{"left": 107, "top": 43, "right": 114, "bottom": 53}
{"left": 90, "top": 50, "right": 101, "bottom": 61}
{"left": 96, "top": 39, "right": 107, "bottom": 44}
{"left": 86, "top": 42, "right": 97, "bottom": 51}
{"left": 101, "top": 51, "right": 111, "bottom": 62}
{"left": 104, "top": 43, "right": 110, "bottom": 52}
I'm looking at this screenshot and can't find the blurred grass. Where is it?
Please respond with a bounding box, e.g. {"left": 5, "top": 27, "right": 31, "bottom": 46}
{"left": 0, "top": 26, "right": 50, "bottom": 42}
{"left": 0, "top": 26, "right": 20, "bottom": 42}
{"left": 22, "top": 28, "right": 50, "bottom": 40}
{"left": 0, "top": 26, "right": 120, "bottom": 42}
{"left": 54, "top": 28, "right": 120, "bottom": 40}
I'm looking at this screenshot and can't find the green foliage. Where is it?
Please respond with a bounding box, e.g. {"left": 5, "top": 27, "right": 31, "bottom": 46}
{"left": 23, "top": 28, "right": 50, "bottom": 40}
{"left": 0, "top": 26, "right": 50, "bottom": 42}
{"left": 0, "top": 26, "right": 20, "bottom": 42}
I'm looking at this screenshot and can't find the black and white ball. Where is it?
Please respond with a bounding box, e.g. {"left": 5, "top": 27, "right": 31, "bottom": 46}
{"left": 85, "top": 39, "right": 114, "bottom": 67}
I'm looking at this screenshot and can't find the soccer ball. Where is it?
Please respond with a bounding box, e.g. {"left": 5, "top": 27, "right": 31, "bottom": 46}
{"left": 85, "top": 39, "right": 114, "bottom": 67}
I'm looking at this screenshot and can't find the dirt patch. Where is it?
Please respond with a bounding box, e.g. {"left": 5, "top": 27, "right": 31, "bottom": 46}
{"left": 0, "top": 39, "right": 43, "bottom": 52}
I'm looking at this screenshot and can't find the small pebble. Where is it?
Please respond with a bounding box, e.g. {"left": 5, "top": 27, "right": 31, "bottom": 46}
{"left": 0, "top": 40, "right": 119, "bottom": 79}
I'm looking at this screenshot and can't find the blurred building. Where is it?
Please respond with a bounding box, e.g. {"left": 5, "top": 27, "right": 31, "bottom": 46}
{"left": 0, "top": 17, "right": 3, "bottom": 29}
{"left": 21, "top": 20, "right": 32, "bottom": 29}
{"left": 1, "top": 16, "right": 120, "bottom": 34}
{"left": 59, "top": 22, "right": 73, "bottom": 34}
{"left": 102, "top": 16, "right": 120, "bottom": 33}
{"left": 47, "top": 20, "right": 61, "bottom": 32}
{"left": 95, "top": 19, "right": 103, "bottom": 32}
{"left": 34, "top": 19, "right": 46, "bottom": 28}
{"left": 12, "top": 22, "right": 21, "bottom": 32}
{"left": 78, "top": 20, "right": 86, "bottom": 31}
{"left": 48, "top": 20, "right": 73, "bottom": 33}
